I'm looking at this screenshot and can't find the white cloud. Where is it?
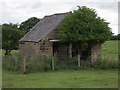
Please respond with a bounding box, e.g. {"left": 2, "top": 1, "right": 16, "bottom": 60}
{"left": 0, "top": 0, "right": 118, "bottom": 35}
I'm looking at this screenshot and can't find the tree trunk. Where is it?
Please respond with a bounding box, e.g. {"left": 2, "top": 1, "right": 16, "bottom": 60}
{"left": 76, "top": 42, "right": 84, "bottom": 69}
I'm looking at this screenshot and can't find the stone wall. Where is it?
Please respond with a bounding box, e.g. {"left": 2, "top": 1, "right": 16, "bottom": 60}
{"left": 19, "top": 39, "right": 53, "bottom": 59}
{"left": 19, "top": 42, "right": 39, "bottom": 59}
{"left": 91, "top": 44, "right": 102, "bottom": 64}
{"left": 19, "top": 28, "right": 58, "bottom": 59}
{"left": 38, "top": 39, "right": 53, "bottom": 56}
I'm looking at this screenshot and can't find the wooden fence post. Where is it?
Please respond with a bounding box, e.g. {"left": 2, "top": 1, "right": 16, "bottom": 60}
{"left": 111, "top": 55, "right": 113, "bottom": 64}
{"left": 15, "top": 58, "right": 17, "bottom": 71}
{"left": 109, "top": 55, "right": 111, "bottom": 64}
{"left": 107, "top": 55, "right": 109, "bottom": 63}
{"left": 52, "top": 57, "right": 54, "bottom": 71}
{"left": 78, "top": 54, "right": 80, "bottom": 68}
{"left": 118, "top": 53, "right": 120, "bottom": 69}
{"left": 69, "top": 42, "right": 72, "bottom": 57}
{"left": 23, "top": 58, "right": 26, "bottom": 73}
{"left": 8, "top": 57, "right": 10, "bottom": 69}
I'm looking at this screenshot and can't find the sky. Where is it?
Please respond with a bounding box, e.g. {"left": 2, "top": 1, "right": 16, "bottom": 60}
{"left": 0, "top": 0, "right": 119, "bottom": 35}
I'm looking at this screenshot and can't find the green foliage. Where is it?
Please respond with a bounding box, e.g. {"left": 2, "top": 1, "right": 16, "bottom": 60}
{"left": 19, "top": 17, "right": 40, "bottom": 33}
{"left": 110, "top": 35, "right": 118, "bottom": 40}
{"left": 58, "top": 6, "right": 112, "bottom": 53}
{"left": 2, "top": 23, "right": 24, "bottom": 55}
{"left": 1, "top": 49, "right": 19, "bottom": 56}
{"left": 110, "top": 34, "right": 120, "bottom": 40}
{"left": 0, "top": 25, "right": 2, "bottom": 49}
{"left": 118, "top": 34, "right": 120, "bottom": 40}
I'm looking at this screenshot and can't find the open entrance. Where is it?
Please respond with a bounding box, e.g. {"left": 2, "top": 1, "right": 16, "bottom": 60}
{"left": 53, "top": 42, "right": 69, "bottom": 60}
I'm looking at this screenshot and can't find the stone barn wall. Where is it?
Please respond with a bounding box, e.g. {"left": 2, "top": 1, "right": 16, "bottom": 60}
{"left": 19, "top": 42, "right": 39, "bottom": 59}
{"left": 19, "top": 28, "right": 59, "bottom": 59}
{"left": 91, "top": 44, "right": 102, "bottom": 64}
{"left": 38, "top": 39, "right": 53, "bottom": 56}
{"left": 19, "top": 40, "right": 53, "bottom": 59}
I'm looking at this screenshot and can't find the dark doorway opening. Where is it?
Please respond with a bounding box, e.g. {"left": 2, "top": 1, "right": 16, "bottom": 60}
{"left": 53, "top": 42, "right": 69, "bottom": 60}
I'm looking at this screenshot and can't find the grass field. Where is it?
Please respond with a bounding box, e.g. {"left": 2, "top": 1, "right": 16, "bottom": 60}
{"left": 2, "top": 40, "right": 118, "bottom": 88}
{"left": 102, "top": 40, "right": 118, "bottom": 61}
{"left": 2, "top": 69, "right": 118, "bottom": 88}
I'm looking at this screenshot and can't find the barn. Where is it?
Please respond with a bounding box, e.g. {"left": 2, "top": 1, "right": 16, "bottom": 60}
{"left": 19, "top": 12, "right": 101, "bottom": 63}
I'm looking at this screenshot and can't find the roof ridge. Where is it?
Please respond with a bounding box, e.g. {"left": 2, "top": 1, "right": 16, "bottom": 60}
{"left": 44, "top": 11, "right": 72, "bottom": 17}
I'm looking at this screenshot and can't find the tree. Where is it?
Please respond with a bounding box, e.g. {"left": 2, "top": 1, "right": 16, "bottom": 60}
{"left": 110, "top": 34, "right": 120, "bottom": 40}
{"left": 2, "top": 23, "right": 24, "bottom": 55}
{"left": 58, "top": 6, "right": 112, "bottom": 64}
{"left": 110, "top": 35, "right": 118, "bottom": 40}
{"left": 0, "top": 25, "right": 2, "bottom": 49}
{"left": 19, "top": 17, "right": 40, "bottom": 33}
{"left": 118, "top": 34, "right": 120, "bottom": 40}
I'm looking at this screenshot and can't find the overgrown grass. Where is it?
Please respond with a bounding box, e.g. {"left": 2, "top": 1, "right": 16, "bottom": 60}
{"left": 54, "top": 57, "right": 78, "bottom": 70}
{"left": 2, "top": 40, "right": 119, "bottom": 73}
{"left": 2, "top": 54, "right": 118, "bottom": 74}
{"left": 93, "top": 59, "right": 118, "bottom": 69}
{"left": 2, "top": 54, "right": 79, "bottom": 73}
{"left": 2, "top": 54, "right": 53, "bottom": 73}
{"left": 2, "top": 54, "right": 23, "bottom": 72}
{"left": 26, "top": 55, "right": 52, "bottom": 73}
